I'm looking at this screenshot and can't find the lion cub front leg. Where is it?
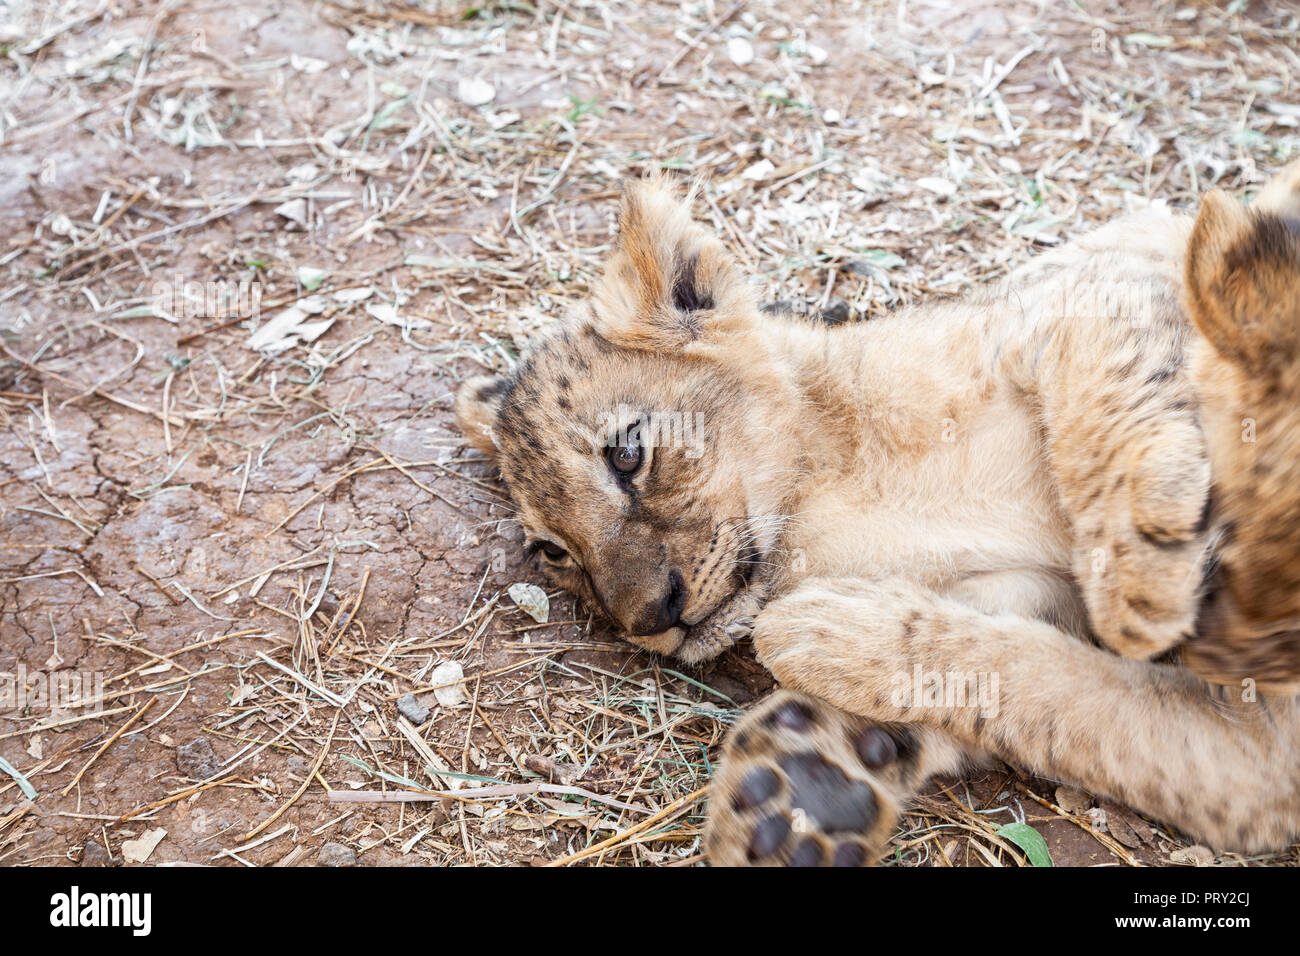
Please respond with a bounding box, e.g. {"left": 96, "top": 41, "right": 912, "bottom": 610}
{"left": 706, "top": 577, "right": 978, "bottom": 866}
{"left": 747, "top": 576, "right": 1300, "bottom": 853}
{"left": 1016, "top": 244, "right": 1215, "bottom": 659}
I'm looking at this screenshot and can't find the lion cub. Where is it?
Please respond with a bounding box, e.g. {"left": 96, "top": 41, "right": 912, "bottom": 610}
{"left": 457, "top": 165, "right": 1300, "bottom": 865}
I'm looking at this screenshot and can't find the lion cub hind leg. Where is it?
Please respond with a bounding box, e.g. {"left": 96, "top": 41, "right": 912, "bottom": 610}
{"left": 1185, "top": 161, "right": 1300, "bottom": 692}
{"left": 705, "top": 691, "right": 966, "bottom": 866}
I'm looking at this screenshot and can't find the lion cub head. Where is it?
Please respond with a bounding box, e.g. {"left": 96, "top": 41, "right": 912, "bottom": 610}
{"left": 455, "top": 177, "right": 803, "bottom": 663}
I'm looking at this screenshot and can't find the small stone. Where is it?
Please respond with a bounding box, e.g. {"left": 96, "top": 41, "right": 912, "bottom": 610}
{"left": 176, "top": 738, "right": 220, "bottom": 779}
{"left": 431, "top": 660, "right": 467, "bottom": 708}
{"left": 286, "top": 756, "right": 309, "bottom": 776}
{"left": 726, "top": 37, "right": 755, "bottom": 66}
{"left": 274, "top": 198, "right": 309, "bottom": 226}
{"left": 916, "top": 176, "right": 957, "bottom": 199}
{"left": 320, "top": 842, "right": 357, "bottom": 866}
{"left": 396, "top": 693, "right": 431, "bottom": 725}
{"left": 121, "top": 828, "right": 166, "bottom": 864}
{"left": 508, "top": 582, "right": 549, "bottom": 623}
{"left": 297, "top": 266, "right": 326, "bottom": 293}
{"left": 80, "top": 839, "right": 110, "bottom": 867}
{"left": 457, "top": 77, "right": 496, "bottom": 106}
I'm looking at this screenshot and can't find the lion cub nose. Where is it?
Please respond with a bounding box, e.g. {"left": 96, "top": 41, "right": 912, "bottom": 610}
{"left": 629, "top": 570, "right": 687, "bottom": 636}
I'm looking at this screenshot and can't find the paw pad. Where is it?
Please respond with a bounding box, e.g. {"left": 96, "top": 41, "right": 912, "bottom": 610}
{"left": 733, "top": 767, "right": 779, "bottom": 811}
{"left": 831, "top": 842, "right": 866, "bottom": 867}
{"left": 765, "top": 699, "right": 815, "bottom": 732}
{"left": 780, "top": 751, "right": 878, "bottom": 833}
{"left": 854, "top": 726, "right": 899, "bottom": 768}
{"left": 708, "top": 693, "right": 911, "bottom": 867}
{"left": 788, "top": 838, "right": 824, "bottom": 867}
{"left": 747, "top": 815, "right": 791, "bottom": 861}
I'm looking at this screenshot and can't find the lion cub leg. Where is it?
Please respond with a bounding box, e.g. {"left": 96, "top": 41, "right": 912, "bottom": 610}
{"left": 1035, "top": 310, "right": 1213, "bottom": 660}
{"left": 705, "top": 691, "right": 968, "bottom": 866}
{"left": 747, "top": 576, "right": 1300, "bottom": 853}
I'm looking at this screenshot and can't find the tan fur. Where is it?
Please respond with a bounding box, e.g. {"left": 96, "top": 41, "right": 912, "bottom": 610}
{"left": 456, "top": 165, "right": 1300, "bottom": 862}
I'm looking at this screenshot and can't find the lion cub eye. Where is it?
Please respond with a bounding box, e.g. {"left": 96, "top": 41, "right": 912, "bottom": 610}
{"left": 607, "top": 422, "right": 644, "bottom": 476}
{"left": 526, "top": 540, "right": 570, "bottom": 563}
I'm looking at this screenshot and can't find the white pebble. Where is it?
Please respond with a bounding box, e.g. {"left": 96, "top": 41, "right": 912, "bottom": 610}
{"left": 457, "top": 77, "right": 496, "bottom": 107}
{"left": 431, "top": 660, "right": 467, "bottom": 708}
{"left": 727, "top": 37, "right": 755, "bottom": 66}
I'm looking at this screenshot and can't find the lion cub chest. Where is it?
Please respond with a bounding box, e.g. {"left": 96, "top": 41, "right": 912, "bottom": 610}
{"left": 786, "top": 395, "right": 1070, "bottom": 592}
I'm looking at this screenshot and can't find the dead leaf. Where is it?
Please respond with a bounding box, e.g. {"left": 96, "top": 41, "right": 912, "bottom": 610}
{"left": 1054, "top": 785, "right": 1092, "bottom": 815}
{"left": 1100, "top": 800, "right": 1156, "bottom": 848}
{"left": 121, "top": 828, "right": 166, "bottom": 864}
{"left": 430, "top": 660, "right": 467, "bottom": 707}
{"left": 508, "top": 582, "right": 549, "bottom": 623}
{"left": 246, "top": 306, "right": 335, "bottom": 353}
{"left": 1099, "top": 800, "right": 1142, "bottom": 848}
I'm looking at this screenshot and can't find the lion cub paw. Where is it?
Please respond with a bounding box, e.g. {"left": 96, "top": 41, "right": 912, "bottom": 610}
{"left": 705, "top": 691, "right": 915, "bottom": 866}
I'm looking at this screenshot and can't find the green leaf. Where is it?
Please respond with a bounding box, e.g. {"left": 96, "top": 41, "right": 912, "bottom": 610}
{"left": 339, "top": 755, "right": 425, "bottom": 791}
{"left": 859, "top": 248, "right": 905, "bottom": 270}
{"left": 297, "top": 266, "right": 326, "bottom": 292}
{"left": 0, "top": 754, "right": 36, "bottom": 800}
{"left": 369, "top": 97, "right": 409, "bottom": 131}
{"left": 996, "top": 822, "right": 1054, "bottom": 866}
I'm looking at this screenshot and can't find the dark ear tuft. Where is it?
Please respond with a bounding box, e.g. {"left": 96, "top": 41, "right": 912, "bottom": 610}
{"left": 671, "top": 252, "right": 715, "bottom": 314}
{"left": 588, "top": 175, "right": 754, "bottom": 352}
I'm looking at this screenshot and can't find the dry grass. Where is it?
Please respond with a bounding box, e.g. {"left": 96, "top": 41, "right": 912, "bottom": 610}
{"left": 0, "top": 0, "right": 1298, "bottom": 866}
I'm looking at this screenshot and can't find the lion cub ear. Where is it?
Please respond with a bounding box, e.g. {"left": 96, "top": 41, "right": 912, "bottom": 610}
{"left": 590, "top": 175, "right": 755, "bottom": 352}
{"left": 455, "top": 375, "right": 509, "bottom": 456}
{"left": 1186, "top": 185, "right": 1300, "bottom": 371}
